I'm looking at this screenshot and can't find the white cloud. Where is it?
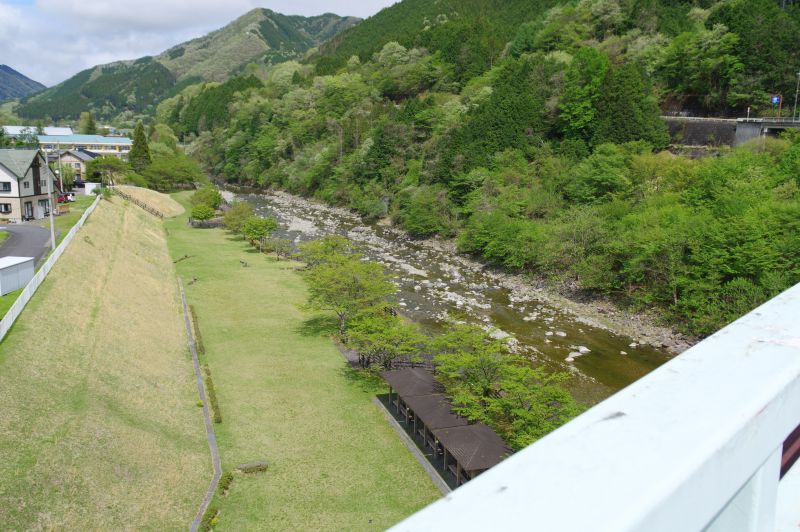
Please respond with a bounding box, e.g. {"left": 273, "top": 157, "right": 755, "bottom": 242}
{"left": 0, "top": 0, "right": 397, "bottom": 87}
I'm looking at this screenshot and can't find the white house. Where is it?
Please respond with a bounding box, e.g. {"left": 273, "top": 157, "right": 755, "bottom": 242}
{"left": 0, "top": 149, "right": 58, "bottom": 222}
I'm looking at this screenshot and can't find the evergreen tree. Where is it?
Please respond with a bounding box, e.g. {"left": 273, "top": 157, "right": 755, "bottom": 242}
{"left": 129, "top": 122, "right": 152, "bottom": 172}
{"left": 559, "top": 48, "right": 610, "bottom": 142}
{"left": 592, "top": 64, "right": 669, "bottom": 148}
{"left": 78, "top": 112, "right": 97, "bottom": 134}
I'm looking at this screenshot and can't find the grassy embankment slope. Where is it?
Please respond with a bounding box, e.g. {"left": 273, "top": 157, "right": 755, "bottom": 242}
{"left": 165, "top": 191, "right": 439, "bottom": 530}
{"left": 0, "top": 197, "right": 208, "bottom": 529}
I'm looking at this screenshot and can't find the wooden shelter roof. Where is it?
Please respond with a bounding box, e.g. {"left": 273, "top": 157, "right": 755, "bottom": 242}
{"left": 432, "top": 423, "right": 511, "bottom": 474}
{"left": 402, "top": 394, "right": 470, "bottom": 431}
{"left": 380, "top": 367, "right": 444, "bottom": 397}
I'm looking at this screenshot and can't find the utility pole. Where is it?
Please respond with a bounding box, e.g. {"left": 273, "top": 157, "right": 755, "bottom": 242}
{"left": 793, "top": 70, "right": 800, "bottom": 123}
{"left": 45, "top": 144, "right": 57, "bottom": 251}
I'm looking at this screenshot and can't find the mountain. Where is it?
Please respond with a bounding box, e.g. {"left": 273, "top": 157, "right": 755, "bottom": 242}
{"left": 0, "top": 65, "right": 46, "bottom": 102}
{"left": 16, "top": 9, "right": 360, "bottom": 122}
{"left": 314, "top": 0, "right": 550, "bottom": 75}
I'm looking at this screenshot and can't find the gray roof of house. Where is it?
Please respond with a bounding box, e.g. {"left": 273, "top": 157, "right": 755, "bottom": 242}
{"left": 47, "top": 149, "right": 99, "bottom": 162}
{"left": 0, "top": 149, "right": 38, "bottom": 179}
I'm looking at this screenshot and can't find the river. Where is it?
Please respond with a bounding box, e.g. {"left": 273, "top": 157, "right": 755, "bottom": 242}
{"left": 235, "top": 190, "right": 674, "bottom": 405}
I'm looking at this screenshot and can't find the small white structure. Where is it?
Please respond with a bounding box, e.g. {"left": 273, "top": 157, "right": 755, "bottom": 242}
{"left": 83, "top": 182, "right": 102, "bottom": 196}
{"left": 0, "top": 256, "right": 34, "bottom": 296}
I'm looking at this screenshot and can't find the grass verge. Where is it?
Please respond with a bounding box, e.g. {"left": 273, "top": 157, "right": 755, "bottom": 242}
{"left": 165, "top": 191, "right": 439, "bottom": 530}
{"left": 117, "top": 185, "right": 185, "bottom": 217}
{"left": 0, "top": 197, "right": 208, "bottom": 529}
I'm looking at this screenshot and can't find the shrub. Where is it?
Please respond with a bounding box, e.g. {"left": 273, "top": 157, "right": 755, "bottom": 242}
{"left": 191, "top": 187, "right": 223, "bottom": 209}
{"left": 189, "top": 305, "right": 205, "bottom": 355}
{"left": 267, "top": 238, "right": 293, "bottom": 260}
{"left": 223, "top": 201, "right": 254, "bottom": 233}
{"left": 199, "top": 505, "right": 218, "bottom": 532}
{"left": 218, "top": 471, "right": 234, "bottom": 494}
{"left": 203, "top": 365, "right": 222, "bottom": 424}
{"left": 191, "top": 204, "right": 215, "bottom": 221}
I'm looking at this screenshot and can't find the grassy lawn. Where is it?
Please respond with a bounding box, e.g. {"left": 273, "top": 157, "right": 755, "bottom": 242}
{"left": 165, "top": 191, "right": 439, "bottom": 530}
{"left": 34, "top": 194, "right": 97, "bottom": 246}
{"left": 0, "top": 197, "right": 208, "bottom": 529}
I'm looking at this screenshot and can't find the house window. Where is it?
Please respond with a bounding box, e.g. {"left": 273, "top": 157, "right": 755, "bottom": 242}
{"left": 40, "top": 180, "right": 48, "bottom": 189}
{"left": 23, "top": 181, "right": 30, "bottom": 189}
{"left": 0, "top": 203, "right": 10, "bottom": 213}
{"left": 0, "top": 182, "right": 10, "bottom": 192}
{"left": 74, "top": 163, "right": 80, "bottom": 169}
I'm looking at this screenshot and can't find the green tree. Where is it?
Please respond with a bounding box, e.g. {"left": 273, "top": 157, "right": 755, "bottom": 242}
{"left": 592, "top": 64, "right": 669, "bottom": 148}
{"left": 242, "top": 215, "right": 278, "bottom": 245}
{"left": 129, "top": 121, "right": 152, "bottom": 172}
{"left": 433, "top": 324, "right": 582, "bottom": 450}
{"left": 559, "top": 48, "right": 610, "bottom": 142}
{"left": 303, "top": 254, "right": 395, "bottom": 336}
{"left": 348, "top": 308, "right": 425, "bottom": 368}
{"left": 297, "top": 235, "right": 362, "bottom": 267}
{"left": 658, "top": 25, "right": 745, "bottom": 110}
{"left": 223, "top": 201, "right": 254, "bottom": 233}
{"left": 78, "top": 111, "right": 97, "bottom": 134}
{"left": 141, "top": 154, "right": 203, "bottom": 191}
{"left": 86, "top": 155, "right": 129, "bottom": 185}
{"left": 191, "top": 204, "right": 215, "bottom": 221}
{"left": 191, "top": 187, "right": 222, "bottom": 209}
{"left": 54, "top": 163, "right": 75, "bottom": 189}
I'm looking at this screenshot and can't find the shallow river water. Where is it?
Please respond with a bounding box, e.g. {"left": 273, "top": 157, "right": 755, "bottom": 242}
{"left": 237, "top": 190, "right": 671, "bottom": 405}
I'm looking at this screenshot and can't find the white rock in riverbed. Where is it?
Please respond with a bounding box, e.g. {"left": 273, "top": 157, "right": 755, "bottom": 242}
{"left": 555, "top": 331, "right": 567, "bottom": 337}
{"left": 620, "top": 351, "right": 628, "bottom": 355}
{"left": 577, "top": 346, "right": 591, "bottom": 354}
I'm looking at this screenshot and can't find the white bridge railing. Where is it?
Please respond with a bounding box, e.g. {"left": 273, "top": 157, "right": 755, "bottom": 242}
{"left": 0, "top": 195, "right": 101, "bottom": 342}
{"left": 392, "top": 282, "right": 800, "bottom": 531}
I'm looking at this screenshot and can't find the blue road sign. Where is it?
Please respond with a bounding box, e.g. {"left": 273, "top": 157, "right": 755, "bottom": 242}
{"left": 771, "top": 95, "right": 782, "bottom": 105}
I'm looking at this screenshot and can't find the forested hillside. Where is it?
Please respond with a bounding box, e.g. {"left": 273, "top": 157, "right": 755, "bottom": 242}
{"left": 0, "top": 65, "right": 45, "bottom": 102}
{"left": 156, "top": 0, "right": 800, "bottom": 336}
{"left": 16, "top": 9, "right": 359, "bottom": 124}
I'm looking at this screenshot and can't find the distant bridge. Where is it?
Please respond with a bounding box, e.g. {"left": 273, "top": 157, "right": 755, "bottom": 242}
{"left": 733, "top": 118, "right": 800, "bottom": 145}
{"left": 663, "top": 116, "right": 800, "bottom": 147}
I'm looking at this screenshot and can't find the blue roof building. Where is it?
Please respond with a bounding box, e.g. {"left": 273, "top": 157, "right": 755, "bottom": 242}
{"left": 38, "top": 135, "right": 132, "bottom": 159}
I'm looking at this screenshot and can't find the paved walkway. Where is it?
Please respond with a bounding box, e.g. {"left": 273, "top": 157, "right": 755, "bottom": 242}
{"left": 0, "top": 224, "right": 53, "bottom": 264}
{"left": 179, "top": 278, "right": 222, "bottom": 532}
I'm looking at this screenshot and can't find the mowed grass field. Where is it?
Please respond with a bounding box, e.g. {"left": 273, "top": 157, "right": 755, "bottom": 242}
{"left": 166, "top": 192, "right": 439, "bottom": 530}
{"left": 0, "top": 197, "right": 208, "bottom": 529}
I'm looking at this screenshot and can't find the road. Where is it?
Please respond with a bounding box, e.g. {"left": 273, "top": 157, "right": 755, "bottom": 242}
{"left": 0, "top": 224, "right": 54, "bottom": 264}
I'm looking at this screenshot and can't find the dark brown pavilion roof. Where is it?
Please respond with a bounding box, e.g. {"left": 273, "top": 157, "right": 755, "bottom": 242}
{"left": 402, "top": 394, "right": 470, "bottom": 430}
{"left": 380, "top": 368, "right": 444, "bottom": 397}
{"left": 432, "top": 423, "right": 511, "bottom": 474}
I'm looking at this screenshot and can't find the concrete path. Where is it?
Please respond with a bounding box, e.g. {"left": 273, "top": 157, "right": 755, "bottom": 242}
{"left": 179, "top": 278, "right": 222, "bottom": 532}
{"left": 0, "top": 224, "right": 53, "bottom": 264}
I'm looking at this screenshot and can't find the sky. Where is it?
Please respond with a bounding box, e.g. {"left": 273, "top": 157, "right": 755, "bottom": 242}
{"left": 0, "top": 0, "right": 397, "bottom": 86}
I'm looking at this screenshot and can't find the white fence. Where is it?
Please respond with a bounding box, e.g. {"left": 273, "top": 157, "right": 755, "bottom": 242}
{"left": 392, "top": 282, "right": 800, "bottom": 532}
{"left": 0, "top": 195, "right": 101, "bottom": 342}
